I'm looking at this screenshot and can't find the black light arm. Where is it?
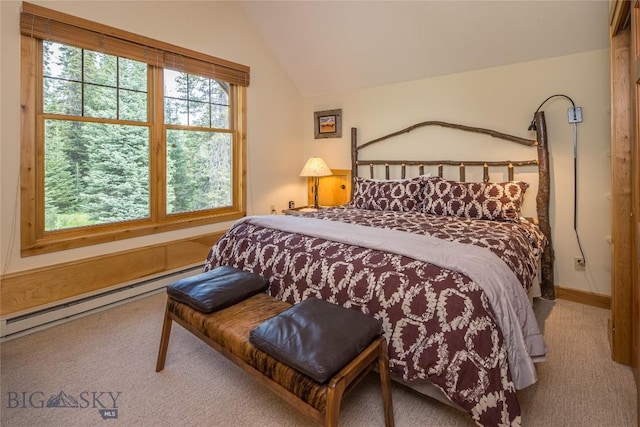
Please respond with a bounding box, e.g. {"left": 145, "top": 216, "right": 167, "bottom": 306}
{"left": 527, "top": 94, "right": 576, "bottom": 131}
{"left": 528, "top": 94, "right": 585, "bottom": 266}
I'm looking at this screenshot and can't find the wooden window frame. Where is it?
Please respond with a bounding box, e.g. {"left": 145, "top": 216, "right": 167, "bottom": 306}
{"left": 19, "top": 2, "right": 249, "bottom": 256}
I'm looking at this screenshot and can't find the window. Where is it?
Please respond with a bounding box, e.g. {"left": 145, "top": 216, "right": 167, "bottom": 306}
{"left": 164, "top": 70, "right": 233, "bottom": 215}
{"left": 42, "top": 41, "right": 151, "bottom": 230}
{"left": 20, "top": 3, "right": 249, "bottom": 256}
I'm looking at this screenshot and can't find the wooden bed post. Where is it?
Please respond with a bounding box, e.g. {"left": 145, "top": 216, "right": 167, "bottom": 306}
{"left": 534, "top": 111, "right": 555, "bottom": 299}
{"left": 351, "top": 127, "right": 358, "bottom": 199}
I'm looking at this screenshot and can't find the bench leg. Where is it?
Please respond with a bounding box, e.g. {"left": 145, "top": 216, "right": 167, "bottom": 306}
{"left": 155, "top": 303, "right": 173, "bottom": 372}
{"left": 378, "top": 340, "right": 395, "bottom": 427}
{"left": 325, "top": 381, "right": 347, "bottom": 427}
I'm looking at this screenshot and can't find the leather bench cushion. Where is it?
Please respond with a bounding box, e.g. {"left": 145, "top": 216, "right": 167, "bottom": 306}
{"left": 249, "top": 298, "right": 382, "bottom": 383}
{"left": 167, "top": 294, "right": 332, "bottom": 412}
{"left": 167, "top": 266, "right": 268, "bottom": 313}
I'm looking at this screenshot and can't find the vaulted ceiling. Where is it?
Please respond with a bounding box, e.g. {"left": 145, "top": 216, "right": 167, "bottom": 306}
{"left": 238, "top": 1, "right": 610, "bottom": 98}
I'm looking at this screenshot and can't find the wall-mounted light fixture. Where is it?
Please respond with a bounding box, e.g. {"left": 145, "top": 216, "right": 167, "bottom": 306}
{"left": 528, "top": 94, "right": 585, "bottom": 264}
{"left": 527, "top": 94, "right": 582, "bottom": 131}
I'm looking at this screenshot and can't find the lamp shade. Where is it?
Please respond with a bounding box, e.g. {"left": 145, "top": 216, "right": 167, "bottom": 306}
{"left": 299, "top": 157, "right": 332, "bottom": 177}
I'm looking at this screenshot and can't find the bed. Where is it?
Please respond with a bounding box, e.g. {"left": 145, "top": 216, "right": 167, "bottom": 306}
{"left": 203, "top": 113, "right": 553, "bottom": 427}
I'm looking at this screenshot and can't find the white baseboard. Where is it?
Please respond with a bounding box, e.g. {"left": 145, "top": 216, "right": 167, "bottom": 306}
{"left": 0, "top": 264, "right": 204, "bottom": 341}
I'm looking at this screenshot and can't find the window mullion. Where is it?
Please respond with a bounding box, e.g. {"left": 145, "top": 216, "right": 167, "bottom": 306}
{"left": 208, "top": 79, "right": 212, "bottom": 128}
{"left": 116, "top": 57, "right": 120, "bottom": 120}
{"left": 81, "top": 49, "right": 86, "bottom": 117}
{"left": 35, "top": 39, "right": 46, "bottom": 240}
{"left": 151, "top": 64, "right": 165, "bottom": 222}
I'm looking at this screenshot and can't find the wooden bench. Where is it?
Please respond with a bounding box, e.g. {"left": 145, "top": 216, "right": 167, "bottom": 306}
{"left": 156, "top": 291, "right": 394, "bottom": 426}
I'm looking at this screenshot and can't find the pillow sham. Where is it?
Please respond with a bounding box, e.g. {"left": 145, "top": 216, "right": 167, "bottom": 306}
{"left": 422, "top": 177, "right": 529, "bottom": 221}
{"left": 349, "top": 176, "right": 426, "bottom": 212}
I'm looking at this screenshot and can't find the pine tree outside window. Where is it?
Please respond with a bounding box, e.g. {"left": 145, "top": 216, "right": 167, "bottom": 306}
{"left": 20, "top": 3, "right": 249, "bottom": 256}
{"left": 43, "top": 41, "right": 151, "bottom": 230}
{"left": 164, "top": 70, "right": 233, "bottom": 215}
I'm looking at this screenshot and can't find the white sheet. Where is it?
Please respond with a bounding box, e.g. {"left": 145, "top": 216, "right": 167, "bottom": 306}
{"left": 239, "top": 214, "right": 547, "bottom": 390}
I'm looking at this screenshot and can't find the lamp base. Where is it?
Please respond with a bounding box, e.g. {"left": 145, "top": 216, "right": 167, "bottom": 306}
{"left": 313, "top": 177, "right": 320, "bottom": 209}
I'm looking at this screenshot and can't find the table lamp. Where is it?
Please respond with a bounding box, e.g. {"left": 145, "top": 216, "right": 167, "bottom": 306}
{"left": 299, "top": 157, "right": 332, "bottom": 209}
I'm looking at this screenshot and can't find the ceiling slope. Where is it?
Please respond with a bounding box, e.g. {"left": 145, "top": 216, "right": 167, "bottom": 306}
{"left": 238, "top": 0, "right": 610, "bottom": 98}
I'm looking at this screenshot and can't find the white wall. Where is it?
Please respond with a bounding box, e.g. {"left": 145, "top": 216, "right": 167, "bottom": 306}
{"left": 303, "top": 50, "right": 612, "bottom": 296}
{"left": 0, "top": 1, "right": 304, "bottom": 274}
{"left": 0, "top": 1, "right": 612, "bottom": 296}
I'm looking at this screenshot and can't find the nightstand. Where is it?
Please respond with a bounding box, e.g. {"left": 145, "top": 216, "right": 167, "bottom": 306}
{"left": 282, "top": 206, "right": 322, "bottom": 216}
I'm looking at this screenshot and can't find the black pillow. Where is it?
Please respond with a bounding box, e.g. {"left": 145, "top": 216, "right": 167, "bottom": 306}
{"left": 167, "top": 266, "right": 268, "bottom": 313}
{"left": 250, "top": 298, "right": 382, "bottom": 383}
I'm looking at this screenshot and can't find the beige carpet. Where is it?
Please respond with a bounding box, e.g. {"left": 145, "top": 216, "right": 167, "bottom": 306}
{"left": 0, "top": 292, "right": 636, "bottom": 426}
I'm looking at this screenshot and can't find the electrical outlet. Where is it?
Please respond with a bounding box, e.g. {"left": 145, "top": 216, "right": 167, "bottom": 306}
{"left": 568, "top": 107, "right": 583, "bottom": 123}
{"left": 574, "top": 256, "right": 586, "bottom": 271}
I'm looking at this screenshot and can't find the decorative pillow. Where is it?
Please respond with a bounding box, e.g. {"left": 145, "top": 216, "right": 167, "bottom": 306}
{"left": 249, "top": 298, "right": 382, "bottom": 383}
{"left": 349, "top": 176, "right": 426, "bottom": 212}
{"left": 422, "top": 177, "right": 529, "bottom": 221}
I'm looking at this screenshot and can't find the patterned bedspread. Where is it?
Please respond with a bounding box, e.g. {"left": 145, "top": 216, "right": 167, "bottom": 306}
{"left": 204, "top": 207, "right": 547, "bottom": 426}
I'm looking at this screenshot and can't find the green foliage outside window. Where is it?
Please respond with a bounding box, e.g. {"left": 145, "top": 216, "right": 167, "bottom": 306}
{"left": 42, "top": 41, "right": 233, "bottom": 231}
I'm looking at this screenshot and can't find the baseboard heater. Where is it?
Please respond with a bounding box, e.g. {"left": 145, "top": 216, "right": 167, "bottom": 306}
{"left": 0, "top": 264, "right": 204, "bottom": 341}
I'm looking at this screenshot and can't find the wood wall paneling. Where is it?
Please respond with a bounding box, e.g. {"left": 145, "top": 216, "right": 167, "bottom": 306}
{"left": 0, "top": 231, "right": 225, "bottom": 316}
{"left": 165, "top": 235, "right": 220, "bottom": 270}
{"left": 307, "top": 169, "right": 352, "bottom": 207}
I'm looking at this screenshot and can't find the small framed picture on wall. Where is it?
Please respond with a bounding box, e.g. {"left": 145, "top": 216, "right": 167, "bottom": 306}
{"left": 314, "top": 109, "right": 342, "bottom": 139}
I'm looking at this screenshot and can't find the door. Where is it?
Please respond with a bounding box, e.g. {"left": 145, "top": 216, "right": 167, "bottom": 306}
{"left": 632, "top": 4, "right": 640, "bottom": 415}
{"left": 610, "top": 1, "right": 634, "bottom": 367}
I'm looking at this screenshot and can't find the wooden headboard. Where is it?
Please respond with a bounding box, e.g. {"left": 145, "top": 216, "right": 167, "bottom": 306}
{"left": 350, "top": 112, "right": 555, "bottom": 299}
